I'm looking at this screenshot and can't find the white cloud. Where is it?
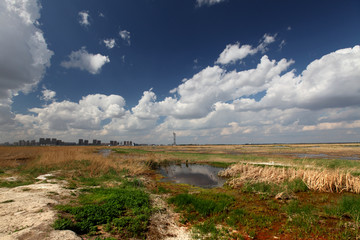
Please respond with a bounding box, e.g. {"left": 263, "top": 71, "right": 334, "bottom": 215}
{"left": 257, "top": 33, "right": 276, "bottom": 53}
{"left": 20, "top": 94, "right": 126, "bottom": 132}
{"left": 132, "top": 90, "right": 158, "bottom": 120}
{"left": 2, "top": 19, "right": 360, "bottom": 145}
{"left": 242, "top": 45, "right": 360, "bottom": 111}
{"left": 303, "top": 120, "right": 360, "bottom": 131}
{"left": 196, "top": 0, "right": 226, "bottom": 7}
{"left": 40, "top": 88, "right": 56, "bottom": 102}
{"left": 61, "top": 47, "right": 110, "bottom": 74}
{"left": 0, "top": 0, "right": 53, "bottom": 99}
{"left": 216, "top": 34, "right": 276, "bottom": 64}
{"left": 158, "top": 55, "right": 292, "bottom": 119}
{"left": 103, "top": 38, "right": 116, "bottom": 49}
{"left": 0, "top": 0, "right": 53, "bottom": 128}
{"left": 78, "top": 10, "right": 90, "bottom": 26}
{"left": 216, "top": 43, "right": 257, "bottom": 65}
{"left": 0, "top": 99, "right": 15, "bottom": 126}
{"left": 119, "top": 30, "right": 131, "bottom": 45}
{"left": 279, "top": 40, "right": 286, "bottom": 50}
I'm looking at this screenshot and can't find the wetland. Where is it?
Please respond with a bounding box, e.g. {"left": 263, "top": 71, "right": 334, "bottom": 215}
{"left": 1, "top": 143, "right": 360, "bottom": 239}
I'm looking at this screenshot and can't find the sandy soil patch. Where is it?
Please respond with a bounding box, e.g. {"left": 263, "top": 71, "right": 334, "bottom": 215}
{"left": 0, "top": 175, "right": 80, "bottom": 240}
{"left": 147, "top": 194, "right": 191, "bottom": 240}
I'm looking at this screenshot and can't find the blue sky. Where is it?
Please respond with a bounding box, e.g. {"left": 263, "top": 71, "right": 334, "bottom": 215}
{"left": 1, "top": 0, "right": 360, "bottom": 144}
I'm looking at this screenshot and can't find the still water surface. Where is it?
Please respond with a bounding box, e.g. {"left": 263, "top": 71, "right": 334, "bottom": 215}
{"left": 158, "top": 163, "right": 226, "bottom": 188}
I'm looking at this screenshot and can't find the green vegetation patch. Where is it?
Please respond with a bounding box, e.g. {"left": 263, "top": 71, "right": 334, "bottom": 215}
{"left": 192, "top": 218, "right": 231, "bottom": 240}
{"left": 325, "top": 195, "right": 360, "bottom": 221}
{"left": 113, "top": 148, "right": 150, "bottom": 154}
{"left": 0, "top": 179, "right": 34, "bottom": 188}
{"left": 283, "top": 200, "right": 318, "bottom": 234}
{"left": 207, "top": 161, "right": 235, "bottom": 168}
{"left": 241, "top": 178, "right": 308, "bottom": 198}
{"left": 168, "top": 192, "right": 234, "bottom": 221}
{"left": 54, "top": 181, "right": 151, "bottom": 238}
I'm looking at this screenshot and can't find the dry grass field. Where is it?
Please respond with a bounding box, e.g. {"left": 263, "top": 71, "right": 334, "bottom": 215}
{"left": 1, "top": 143, "right": 360, "bottom": 239}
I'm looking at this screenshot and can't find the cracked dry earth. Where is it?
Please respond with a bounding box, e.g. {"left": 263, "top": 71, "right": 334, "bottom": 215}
{"left": 0, "top": 174, "right": 191, "bottom": 240}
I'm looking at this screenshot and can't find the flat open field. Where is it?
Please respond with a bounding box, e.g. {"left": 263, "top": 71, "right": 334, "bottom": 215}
{"left": 1, "top": 143, "right": 360, "bottom": 239}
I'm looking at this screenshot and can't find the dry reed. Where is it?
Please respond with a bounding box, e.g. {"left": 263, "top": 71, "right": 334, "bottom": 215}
{"left": 219, "top": 164, "right": 360, "bottom": 194}
{"left": 0, "top": 146, "right": 154, "bottom": 176}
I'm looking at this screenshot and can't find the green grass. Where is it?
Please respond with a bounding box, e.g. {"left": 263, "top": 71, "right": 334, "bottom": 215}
{"left": 241, "top": 182, "right": 283, "bottom": 198}
{"left": 325, "top": 195, "right": 360, "bottom": 221}
{"left": 207, "top": 161, "right": 235, "bottom": 168}
{"left": 285, "top": 178, "right": 309, "bottom": 193}
{"left": 113, "top": 148, "right": 151, "bottom": 154}
{"left": 168, "top": 191, "right": 234, "bottom": 221}
{"left": 225, "top": 208, "right": 247, "bottom": 227}
{"left": 293, "top": 157, "right": 360, "bottom": 170}
{"left": 283, "top": 200, "right": 318, "bottom": 234}
{"left": 240, "top": 179, "right": 308, "bottom": 198}
{"left": 54, "top": 180, "right": 151, "bottom": 238}
{"left": 0, "top": 179, "right": 34, "bottom": 188}
{"left": 337, "top": 195, "right": 360, "bottom": 221}
{"left": 192, "top": 218, "right": 230, "bottom": 240}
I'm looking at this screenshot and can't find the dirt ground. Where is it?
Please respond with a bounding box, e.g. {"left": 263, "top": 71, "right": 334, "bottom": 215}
{"left": 147, "top": 194, "right": 191, "bottom": 240}
{"left": 0, "top": 174, "right": 191, "bottom": 240}
{"left": 0, "top": 174, "right": 81, "bottom": 240}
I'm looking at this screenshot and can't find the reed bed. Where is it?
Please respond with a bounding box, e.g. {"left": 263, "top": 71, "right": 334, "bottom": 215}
{"left": 219, "top": 164, "right": 360, "bottom": 194}
{"left": 0, "top": 146, "right": 156, "bottom": 178}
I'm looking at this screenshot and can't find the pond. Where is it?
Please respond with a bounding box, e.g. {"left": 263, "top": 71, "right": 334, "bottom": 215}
{"left": 99, "top": 149, "right": 112, "bottom": 157}
{"left": 158, "top": 163, "right": 226, "bottom": 188}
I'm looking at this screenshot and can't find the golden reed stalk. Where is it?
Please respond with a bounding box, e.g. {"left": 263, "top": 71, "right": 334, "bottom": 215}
{"left": 219, "top": 164, "right": 360, "bottom": 194}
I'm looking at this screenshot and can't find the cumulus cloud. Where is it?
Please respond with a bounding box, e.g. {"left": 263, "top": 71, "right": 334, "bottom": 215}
{"left": 3, "top": 20, "right": 360, "bottom": 144}
{"left": 157, "top": 55, "right": 292, "bottom": 119}
{"left": 0, "top": 0, "right": 53, "bottom": 129}
{"left": 0, "top": 99, "right": 15, "bottom": 126}
{"left": 61, "top": 47, "right": 110, "bottom": 74}
{"left": 196, "top": 0, "right": 226, "bottom": 7}
{"left": 0, "top": 0, "right": 53, "bottom": 99}
{"left": 216, "top": 34, "right": 276, "bottom": 64}
{"left": 21, "top": 94, "right": 126, "bottom": 132}
{"left": 78, "top": 10, "right": 90, "bottom": 26}
{"left": 103, "top": 38, "right": 116, "bottom": 49}
{"left": 238, "top": 45, "right": 360, "bottom": 111}
{"left": 119, "top": 30, "right": 131, "bottom": 45}
{"left": 40, "top": 87, "right": 56, "bottom": 102}
{"left": 132, "top": 90, "right": 158, "bottom": 120}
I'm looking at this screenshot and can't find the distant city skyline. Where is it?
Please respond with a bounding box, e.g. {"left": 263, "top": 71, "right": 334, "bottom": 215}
{"left": 5, "top": 137, "right": 134, "bottom": 146}
{"left": 1, "top": 0, "right": 360, "bottom": 144}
